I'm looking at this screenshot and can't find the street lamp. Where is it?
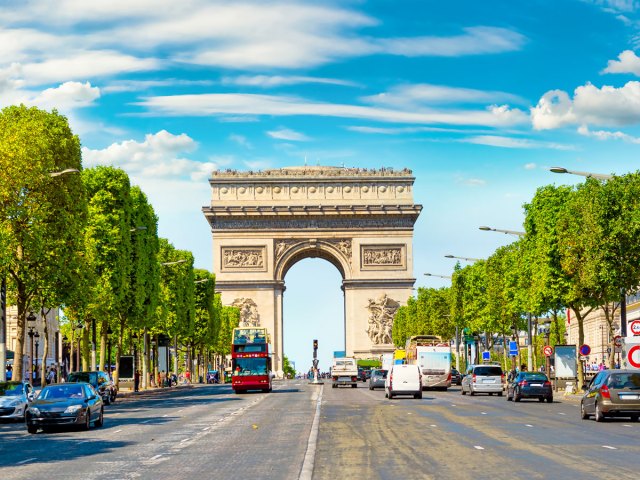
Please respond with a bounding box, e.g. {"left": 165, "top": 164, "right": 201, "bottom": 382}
{"left": 549, "top": 166, "right": 613, "bottom": 181}
{"left": 424, "top": 273, "right": 452, "bottom": 280}
{"left": 26, "top": 312, "right": 36, "bottom": 382}
{"left": 539, "top": 320, "right": 551, "bottom": 377}
{"left": 34, "top": 332, "right": 40, "bottom": 386}
{"left": 130, "top": 226, "right": 147, "bottom": 232}
{"left": 478, "top": 226, "right": 525, "bottom": 236}
{"left": 444, "top": 254, "right": 483, "bottom": 262}
{"left": 48, "top": 168, "right": 80, "bottom": 178}
{"left": 0, "top": 276, "right": 6, "bottom": 381}
{"left": 106, "top": 327, "right": 114, "bottom": 375}
{"left": 160, "top": 259, "right": 186, "bottom": 266}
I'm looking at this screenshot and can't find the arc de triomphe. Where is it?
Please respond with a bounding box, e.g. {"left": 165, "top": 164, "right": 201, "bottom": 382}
{"left": 202, "top": 166, "right": 422, "bottom": 375}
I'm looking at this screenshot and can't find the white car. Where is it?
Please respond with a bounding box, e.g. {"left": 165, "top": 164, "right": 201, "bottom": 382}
{"left": 385, "top": 364, "right": 422, "bottom": 399}
{"left": 0, "top": 381, "right": 34, "bottom": 422}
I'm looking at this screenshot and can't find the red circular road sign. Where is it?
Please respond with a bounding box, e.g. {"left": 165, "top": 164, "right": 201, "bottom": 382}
{"left": 543, "top": 345, "right": 554, "bottom": 357}
{"left": 614, "top": 335, "right": 623, "bottom": 347}
{"left": 579, "top": 344, "right": 591, "bottom": 356}
{"left": 630, "top": 320, "right": 640, "bottom": 336}
{"left": 628, "top": 345, "right": 640, "bottom": 369}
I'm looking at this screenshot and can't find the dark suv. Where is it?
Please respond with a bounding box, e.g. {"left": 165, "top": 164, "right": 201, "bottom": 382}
{"left": 67, "top": 371, "right": 117, "bottom": 405}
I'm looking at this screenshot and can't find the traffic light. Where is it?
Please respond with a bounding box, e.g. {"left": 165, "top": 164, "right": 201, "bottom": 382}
{"left": 313, "top": 339, "right": 318, "bottom": 350}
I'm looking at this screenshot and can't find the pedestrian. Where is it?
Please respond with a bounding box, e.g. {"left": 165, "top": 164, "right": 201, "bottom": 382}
{"left": 160, "top": 370, "right": 166, "bottom": 387}
{"left": 134, "top": 370, "right": 140, "bottom": 392}
{"left": 47, "top": 367, "right": 56, "bottom": 385}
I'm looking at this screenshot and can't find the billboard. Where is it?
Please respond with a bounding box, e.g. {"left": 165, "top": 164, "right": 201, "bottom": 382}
{"left": 554, "top": 345, "right": 577, "bottom": 378}
{"left": 119, "top": 355, "right": 134, "bottom": 379}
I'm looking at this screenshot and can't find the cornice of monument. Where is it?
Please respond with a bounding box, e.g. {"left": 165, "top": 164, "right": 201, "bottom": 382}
{"left": 209, "top": 166, "right": 414, "bottom": 183}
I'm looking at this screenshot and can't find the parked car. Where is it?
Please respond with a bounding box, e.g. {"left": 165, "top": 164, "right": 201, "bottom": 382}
{"left": 461, "top": 364, "right": 504, "bottom": 396}
{"left": 358, "top": 368, "right": 367, "bottom": 382}
{"left": 369, "top": 369, "right": 388, "bottom": 390}
{"left": 385, "top": 364, "right": 422, "bottom": 399}
{"left": 506, "top": 372, "right": 553, "bottom": 402}
{"left": 581, "top": 369, "right": 640, "bottom": 422}
{"left": 67, "top": 371, "right": 117, "bottom": 405}
{"left": 0, "top": 381, "right": 34, "bottom": 422}
{"left": 450, "top": 368, "right": 462, "bottom": 386}
{"left": 26, "top": 382, "right": 104, "bottom": 433}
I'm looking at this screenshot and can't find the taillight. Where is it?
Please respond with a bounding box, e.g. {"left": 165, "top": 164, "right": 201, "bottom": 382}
{"left": 472, "top": 374, "right": 477, "bottom": 383}
{"left": 518, "top": 381, "right": 528, "bottom": 387}
{"left": 543, "top": 381, "right": 551, "bottom": 387}
{"left": 600, "top": 385, "right": 611, "bottom": 399}
{"left": 501, "top": 374, "right": 505, "bottom": 384}
{"left": 351, "top": 376, "right": 357, "bottom": 382}
{"left": 447, "top": 373, "right": 452, "bottom": 381}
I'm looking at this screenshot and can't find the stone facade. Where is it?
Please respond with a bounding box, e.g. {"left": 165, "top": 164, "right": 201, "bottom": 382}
{"left": 202, "top": 166, "right": 422, "bottom": 375}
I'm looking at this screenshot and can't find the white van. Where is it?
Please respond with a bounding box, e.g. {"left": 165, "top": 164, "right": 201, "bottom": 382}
{"left": 385, "top": 364, "right": 422, "bottom": 399}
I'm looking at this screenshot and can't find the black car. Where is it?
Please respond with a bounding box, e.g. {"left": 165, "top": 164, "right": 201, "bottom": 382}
{"left": 358, "top": 368, "right": 367, "bottom": 382}
{"left": 450, "top": 368, "right": 462, "bottom": 386}
{"left": 26, "top": 382, "right": 104, "bottom": 433}
{"left": 506, "top": 372, "right": 553, "bottom": 403}
{"left": 67, "top": 371, "right": 117, "bottom": 405}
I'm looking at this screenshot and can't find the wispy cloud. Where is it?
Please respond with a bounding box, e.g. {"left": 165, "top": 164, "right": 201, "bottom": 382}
{"left": 460, "top": 135, "right": 575, "bottom": 150}
{"left": 524, "top": 163, "right": 537, "bottom": 170}
{"left": 267, "top": 128, "right": 310, "bottom": 141}
{"left": 229, "top": 134, "right": 253, "bottom": 149}
{"left": 346, "top": 125, "right": 499, "bottom": 135}
{"left": 103, "top": 78, "right": 214, "bottom": 93}
{"left": 136, "top": 93, "right": 529, "bottom": 127}
{"left": 222, "top": 75, "right": 358, "bottom": 88}
{"left": 578, "top": 124, "right": 640, "bottom": 143}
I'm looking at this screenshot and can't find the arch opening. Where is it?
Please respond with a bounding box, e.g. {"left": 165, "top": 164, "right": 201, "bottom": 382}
{"left": 282, "top": 257, "right": 345, "bottom": 376}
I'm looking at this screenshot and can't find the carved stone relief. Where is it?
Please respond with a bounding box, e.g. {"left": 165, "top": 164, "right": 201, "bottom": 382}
{"left": 366, "top": 294, "right": 399, "bottom": 345}
{"left": 361, "top": 244, "right": 406, "bottom": 270}
{"left": 232, "top": 298, "right": 260, "bottom": 327}
{"left": 221, "top": 247, "right": 266, "bottom": 271}
{"left": 326, "top": 238, "right": 352, "bottom": 259}
{"left": 274, "top": 238, "right": 352, "bottom": 263}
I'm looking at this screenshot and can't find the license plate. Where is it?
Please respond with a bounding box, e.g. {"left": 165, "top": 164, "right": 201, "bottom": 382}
{"left": 483, "top": 379, "right": 495, "bottom": 383}
{"left": 531, "top": 384, "right": 542, "bottom": 387}
{"left": 619, "top": 394, "right": 639, "bottom": 400}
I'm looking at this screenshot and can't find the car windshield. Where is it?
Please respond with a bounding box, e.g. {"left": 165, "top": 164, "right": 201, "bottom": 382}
{"left": 0, "top": 382, "right": 23, "bottom": 396}
{"left": 68, "top": 372, "right": 97, "bottom": 385}
{"left": 608, "top": 373, "right": 640, "bottom": 389}
{"left": 40, "top": 385, "right": 85, "bottom": 400}
{"left": 522, "top": 373, "right": 548, "bottom": 381}
{"left": 372, "top": 370, "right": 388, "bottom": 377}
{"left": 474, "top": 366, "right": 503, "bottom": 376}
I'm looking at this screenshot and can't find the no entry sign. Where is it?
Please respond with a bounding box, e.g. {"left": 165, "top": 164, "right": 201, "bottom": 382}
{"left": 627, "top": 345, "right": 640, "bottom": 369}
{"left": 622, "top": 337, "right": 640, "bottom": 370}
{"left": 579, "top": 344, "right": 591, "bottom": 356}
{"left": 630, "top": 320, "right": 640, "bottom": 336}
{"left": 543, "top": 345, "right": 554, "bottom": 357}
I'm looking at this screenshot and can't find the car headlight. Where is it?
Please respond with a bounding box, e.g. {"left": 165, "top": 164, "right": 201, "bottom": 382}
{"left": 28, "top": 407, "right": 40, "bottom": 416}
{"left": 64, "top": 405, "right": 83, "bottom": 414}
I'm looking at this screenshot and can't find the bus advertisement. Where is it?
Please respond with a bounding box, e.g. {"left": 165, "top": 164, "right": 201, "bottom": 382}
{"left": 231, "top": 327, "right": 272, "bottom": 394}
{"left": 405, "top": 335, "right": 452, "bottom": 390}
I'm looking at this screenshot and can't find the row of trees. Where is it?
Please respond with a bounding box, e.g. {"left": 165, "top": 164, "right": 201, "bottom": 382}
{"left": 394, "top": 173, "right": 640, "bottom": 388}
{"left": 1, "top": 105, "right": 239, "bottom": 385}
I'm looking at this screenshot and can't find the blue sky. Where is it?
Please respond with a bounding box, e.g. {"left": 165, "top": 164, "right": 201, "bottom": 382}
{"left": 3, "top": 0, "right": 640, "bottom": 372}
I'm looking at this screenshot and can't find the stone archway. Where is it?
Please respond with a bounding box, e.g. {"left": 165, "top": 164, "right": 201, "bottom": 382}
{"left": 202, "top": 166, "right": 422, "bottom": 375}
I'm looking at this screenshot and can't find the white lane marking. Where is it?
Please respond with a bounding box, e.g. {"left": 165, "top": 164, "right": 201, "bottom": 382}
{"left": 602, "top": 446, "right": 617, "bottom": 450}
{"left": 407, "top": 413, "right": 412, "bottom": 415}
{"left": 623, "top": 424, "right": 632, "bottom": 428}
{"left": 299, "top": 384, "right": 324, "bottom": 480}
{"left": 113, "top": 429, "right": 123, "bottom": 433}
{"left": 202, "top": 427, "right": 210, "bottom": 431}
{"left": 451, "top": 404, "right": 457, "bottom": 407}
{"left": 525, "top": 424, "right": 533, "bottom": 428}
{"left": 430, "top": 424, "right": 437, "bottom": 427}
{"left": 558, "top": 412, "right": 566, "bottom": 416}
{"left": 481, "top": 412, "right": 487, "bottom": 415}
{"left": 17, "top": 458, "right": 37, "bottom": 465}
{"left": 474, "top": 446, "right": 485, "bottom": 450}
{"left": 150, "top": 454, "right": 163, "bottom": 460}
{"left": 162, "top": 414, "right": 168, "bottom": 417}
{"left": 180, "top": 438, "right": 189, "bottom": 443}
{"left": 141, "top": 419, "right": 152, "bottom": 424}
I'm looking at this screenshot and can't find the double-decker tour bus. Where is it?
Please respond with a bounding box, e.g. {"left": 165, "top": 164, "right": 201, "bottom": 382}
{"left": 231, "top": 327, "right": 272, "bottom": 394}
{"left": 405, "top": 335, "right": 452, "bottom": 390}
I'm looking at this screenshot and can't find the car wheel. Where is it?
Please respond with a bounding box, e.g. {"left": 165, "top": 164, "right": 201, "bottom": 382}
{"left": 539, "top": 397, "right": 545, "bottom": 402}
{"left": 546, "top": 397, "right": 553, "bottom": 403}
{"left": 595, "top": 402, "right": 606, "bottom": 422}
{"left": 385, "top": 391, "right": 388, "bottom": 398}
{"left": 498, "top": 392, "right": 503, "bottom": 397}
{"left": 461, "top": 386, "right": 466, "bottom": 395}
{"left": 630, "top": 414, "right": 639, "bottom": 422}
{"left": 388, "top": 391, "right": 394, "bottom": 399}
{"left": 95, "top": 408, "right": 104, "bottom": 428}
{"left": 580, "top": 402, "right": 589, "bottom": 420}
{"left": 104, "top": 395, "right": 111, "bottom": 406}
{"left": 415, "top": 392, "right": 422, "bottom": 399}
{"left": 27, "top": 425, "right": 38, "bottom": 434}
{"left": 514, "top": 393, "right": 521, "bottom": 402}
{"left": 369, "top": 386, "right": 373, "bottom": 390}
{"left": 469, "top": 388, "right": 475, "bottom": 396}
{"left": 332, "top": 384, "right": 336, "bottom": 388}
{"left": 83, "top": 409, "right": 91, "bottom": 430}
{"left": 351, "top": 383, "right": 357, "bottom": 388}
{"left": 507, "top": 392, "right": 512, "bottom": 401}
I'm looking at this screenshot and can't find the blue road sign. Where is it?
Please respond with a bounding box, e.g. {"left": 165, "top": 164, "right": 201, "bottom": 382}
{"left": 482, "top": 351, "right": 491, "bottom": 361}
{"left": 509, "top": 341, "right": 519, "bottom": 356}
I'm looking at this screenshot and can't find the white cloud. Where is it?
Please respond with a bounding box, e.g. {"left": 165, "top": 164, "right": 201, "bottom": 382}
{"left": 524, "top": 163, "right": 537, "bottom": 170}
{"left": 222, "top": 75, "right": 358, "bottom": 88}
{"left": 602, "top": 50, "right": 640, "bottom": 75}
{"left": 577, "top": 124, "right": 640, "bottom": 143}
{"left": 531, "top": 81, "right": 640, "bottom": 129}
{"left": 267, "top": 128, "right": 310, "bottom": 141}
{"left": 82, "top": 130, "right": 216, "bottom": 181}
{"left": 102, "top": 79, "right": 213, "bottom": 93}
{"left": 31, "top": 81, "right": 100, "bottom": 110}
{"left": 229, "top": 134, "right": 253, "bottom": 149}
{"left": 346, "top": 125, "right": 498, "bottom": 135}
{"left": 457, "top": 177, "right": 487, "bottom": 186}
{"left": 461, "top": 135, "right": 575, "bottom": 150}
{"left": 137, "top": 93, "right": 529, "bottom": 127}
{"left": 582, "top": 0, "right": 639, "bottom": 14}
{"left": 363, "top": 83, "right": 526, "bottom": 107}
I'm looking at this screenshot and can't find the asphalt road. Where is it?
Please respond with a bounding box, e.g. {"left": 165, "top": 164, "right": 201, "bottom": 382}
{"left": 1, "top": 381, "right": 639, "bottom": 480}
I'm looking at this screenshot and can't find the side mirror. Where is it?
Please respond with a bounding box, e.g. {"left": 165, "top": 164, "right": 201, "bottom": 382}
{"left": 87, "top": 395, "right": 97, "bottom": 401}
{"left": 27, "top": 393, "right": 34, "bottom": 402}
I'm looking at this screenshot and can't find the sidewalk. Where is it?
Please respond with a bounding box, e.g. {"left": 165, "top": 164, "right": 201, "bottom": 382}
{"left": 116, "top": 381, "right": 228, "bottom": 399}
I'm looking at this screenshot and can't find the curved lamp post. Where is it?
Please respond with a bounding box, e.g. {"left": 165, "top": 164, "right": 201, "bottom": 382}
{"left": 423, "top": 273, "right": 452, "bottom": 280}
{"left": 444, "top": 254, "right": 483, "bottom": 262}
{"left": 478, "top": 226, "right": 525, "bottom": 236}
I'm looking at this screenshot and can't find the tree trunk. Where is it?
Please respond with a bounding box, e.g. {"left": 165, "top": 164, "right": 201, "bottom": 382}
{"left": 82, "top": 322, "right": 90, "bottom": 371}
{"left": 153, "top": 335, "right": 159, "bottom": 387}
{"left": 99, "top": 318, "right": 108, "bottom": 372}
{"left": 113, "top": 317, "right": 125, "bottom": 386}
{"left": 570, "top": 305, "right": 593, "bottom": 390}
{"left": 13, "top": 278, "right": 27, "bottom": 382}
{"left": 40, "top": 307, "right": 50, "bottom": 387}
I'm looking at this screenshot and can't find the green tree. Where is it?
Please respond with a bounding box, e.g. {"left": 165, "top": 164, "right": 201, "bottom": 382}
{"left": 0, "top": 105, "right": 85, "bottom": 381}
{"left": 282, "top": 355, "right": 296, "bottom": 378}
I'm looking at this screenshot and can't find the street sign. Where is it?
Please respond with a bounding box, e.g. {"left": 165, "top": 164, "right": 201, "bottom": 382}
{"left": 482, "top": 351, "right": 491, "bottom": 361}
{"left": 627, "top": 345, "right": 640, "bottom": 369}
{"left": 630, "top": 320, "right": 640, "bottom": 336}
{"left": 579, "top": 344, "right": 591, "bottom": 356}
{"left": 614, "top": 335, "right": 623, "bottom": 347}
{"left": 543, "top": 345, "right": 554, "bottom": 357}
{"left": 508, "top": 341, "right": 518, "bottom": 356}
